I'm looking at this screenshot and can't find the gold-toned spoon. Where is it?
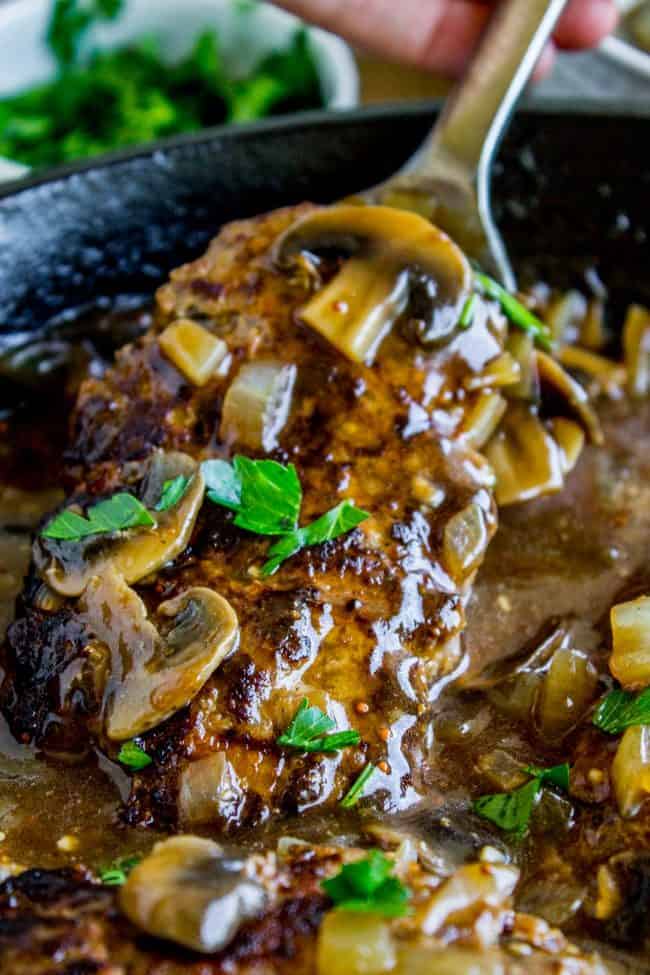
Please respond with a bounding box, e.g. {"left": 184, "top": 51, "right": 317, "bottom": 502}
{"left": 363, "top": 0, "right": 570, "bottom": 290}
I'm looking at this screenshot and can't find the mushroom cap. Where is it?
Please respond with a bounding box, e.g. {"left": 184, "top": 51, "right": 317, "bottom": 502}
{"left": 78, "top": 569, "right": 239, "bottom": 740}
{"left": 36, "top": 452, "right": 204, "bottom": 598}
{"left": 273, "top": 205, "right": 471, "bottom": 363}
{"left": 120, "top": 836, "right": 268, "bottom": 954}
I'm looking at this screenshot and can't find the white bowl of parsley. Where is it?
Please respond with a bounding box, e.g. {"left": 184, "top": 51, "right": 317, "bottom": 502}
{"left": 0, "top": 0, "right": 359, "bottom": 177}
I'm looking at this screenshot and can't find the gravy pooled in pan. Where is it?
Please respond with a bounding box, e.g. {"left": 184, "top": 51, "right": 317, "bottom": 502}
{"left": 1, "top": 203, "right": 650, "bottom": 974}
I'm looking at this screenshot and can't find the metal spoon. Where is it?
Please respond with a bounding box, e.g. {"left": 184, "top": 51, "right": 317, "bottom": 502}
{"left": 363, "top": 0, "right": 570, "bottom": 290}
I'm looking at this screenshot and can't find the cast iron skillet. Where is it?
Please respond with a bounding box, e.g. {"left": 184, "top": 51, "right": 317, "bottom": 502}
{"left": 1, "top": 99, "right": 649, "bottom": 344}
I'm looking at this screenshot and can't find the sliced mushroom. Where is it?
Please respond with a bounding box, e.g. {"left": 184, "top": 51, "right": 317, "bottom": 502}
{"left": 221, "top": 361, "right": 297, "bottom": 452}
{"left": 120, "top": 836, "right": 268, "bottom": 953}
{"left": 505, "top": 331, "right": 540, "bottom": 402}
{"left": 36, "top": 451, "right": 204, "bottom": 598}
{"left": 78, "top": 569, "right": 238, "bottom": 740}
{"left": 159, "top": 319, "right": 228, "bottom": 387}
{"left": 484, "top": 404, "right": 564, "bottom": 507}
{"left": 548, "top": 417, "right": 585, "bottom": 475}
{"left": 536, "top": 351, "right": 603, "bottom": 445}
{"left": 460, "top": 392, "right": 507, "bottom": 449}
{"left": 273, "top": 205, "right": 471, "bottom": 363}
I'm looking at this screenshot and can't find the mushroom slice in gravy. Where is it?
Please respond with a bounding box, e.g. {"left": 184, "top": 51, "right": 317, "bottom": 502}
{"left": 120, "top": 836, "right": 268, "bottom": 953}
{"left": 273, "top": 204, "right": 471, "bottom": 362}
{"left": 78, "top": 570, "right": 239, "bottom": 739}
{"left": 36, "top": 451, "right": 205, "bottom": 598}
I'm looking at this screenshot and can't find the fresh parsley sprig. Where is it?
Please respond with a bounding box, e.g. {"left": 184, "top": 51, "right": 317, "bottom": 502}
{"left": 592, "top": 687, "right": 650, "bottom": 735}
{"left": 99, "top": 854, "right": 141, "bottom": 886}
{"left": 341, "top": 763, "right": 376, "bottom": 809}
{"left": 472, "top": 762, "right": 570, "bottom": 836}
{"left": 117, "top": 741, "right": 152, "bottom": 770}
{"left": 322, "top": 850, "right": 410, "bottom": 918}
{"left": 42, "top": 492, "right": 155, "bottom": 541}
{"left": 277, "top": 698, "right": 360, "bottom": 753}
{"left": 155, "top": 475, "right": 191, "bottom": 512}
{"left": 474, "top": 271, "right": 553, "bottom": 351}
{"left": 202, "top": 456, "right": 369, "bottom": 575}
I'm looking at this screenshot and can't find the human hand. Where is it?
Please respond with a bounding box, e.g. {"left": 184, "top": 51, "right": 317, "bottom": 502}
{"left": 274, "top": 0, "right": 618, "bottom": 78}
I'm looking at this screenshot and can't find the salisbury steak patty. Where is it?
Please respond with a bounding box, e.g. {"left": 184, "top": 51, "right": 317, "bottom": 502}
{"left": 1, "top": 205, "right": 506, "bottom": 829}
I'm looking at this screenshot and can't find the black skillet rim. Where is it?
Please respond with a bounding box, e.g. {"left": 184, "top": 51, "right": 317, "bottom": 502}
{"left": 1, "top": 95, "right": 650, "bottom": 201}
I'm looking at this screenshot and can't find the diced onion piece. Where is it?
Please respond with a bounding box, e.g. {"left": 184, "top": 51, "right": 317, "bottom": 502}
{"left": 558, "top": 346, "right": 626, "bottom": 397}
{"left": 580, "top": 298, "right": 607, "bottom": 351}
{"left": 317, "top": 909, "right": 395, "bottom": 975}
{"left": 546, "top": 290, "right": 587, "bottom": 345}
{"left": 464, "top": 352, "right": 521, "bottom": 392}
{"left": 419, "top": 862, "right": 518, "bottom": 936}
{"left": 594, "top": 865, "right": 623, "bottom": 921}
{"left": 179, "top": 753, "right": 243, "bottom": 826}
{"left": 442, "top": 501, "right": 490, "bottom": 581}
{"left": 622, "top": 304, "right": 650, "bottom": 398}
{"left": 609, "top": 595, "right": 650, "bottom": 690}
{"left": 220, "top": 361, "right": 296, "bottom": 452}
{"left": 460, "top": 393, "right": 507, "bottom": 449}
{"left": 395, "top": 946, "right": 505, "bottom": 975}
{"left": 488, "top": 672, "right": 541, "bottom": 722}
{"left": 611, "top": 725, "right": 650, "bottom": 817}
{"left": 302, "top": 256, "right": 410, "bottom": 364}
{"left": 536, "top": 351, "right": 603, "bottom": 445}
{"left": 159, "top": 319, "right": 227, "bottom": 387}
{"left": 484, "top": 404, "right": 564, "bottom": 507}
{"left": 548, "top": 417, "right": 585, "bottom": 475}
{"left": 505, "top": 330, "right": 540, "bottom": 401}
{"left": 536, "top": 648, "right": 598, "bottom": 740}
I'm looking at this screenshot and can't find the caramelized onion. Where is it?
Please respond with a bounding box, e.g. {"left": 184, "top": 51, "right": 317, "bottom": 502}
{"left": 504, "top": 330, "right": 540, "bottom": 401}
{"left": 609, "top": 595, "right": 650, "bottom": 690}
{"left": 121, "top": 836, "right": 267, "bottom": 953}
{"left": 611, "top": 725, "right": 650, "bottom": 817}
{"left": 464, "top": 352, "right": 521, "bottom": 392}
{"left": 546, "top": 290, "right": 587, "bottom": 345}
{"left": 317, "top": 910, "right": 396, "bottom": 975}
{"left": 622, "top": 304, "right": 650, "bottom": 398}
{"left": 395, "top": 947, "right": 505, "bottom": 975}
{"left": 159, "top": 319, "right": 228, "bottom": 386}
{"left": 484, "top": 404, "right": 564, "bottom": 506}
{"left": 442, "top": 501, "right": 490, "bottom": 581}
{"left": 179, "top": 753, "right": 243, "bottom": 826}
{"left": 460, "top": 393, "right": 507, "bottom": 450}
{"left": 220, "top": 361, "right": 297, "bottom": 452}
{"left": 39, "top": 452, "right": 204, "bottom": 598}
{"left": 557, "top": 346, "right": 626, "bottom": 397}
{"left": 548, "top": 417, "right": 585, "bottom": 476}
{"left": 78, "top": 570, "right": 239, "bottom": 739}
{"left": 274, "top": 205, "right": 471, "bottom": 364}
{"left": 536, "top": 648, "right": 598, "bottom": 740}
{"left": 419, "top": 861, "right": 518, "bottom": 936}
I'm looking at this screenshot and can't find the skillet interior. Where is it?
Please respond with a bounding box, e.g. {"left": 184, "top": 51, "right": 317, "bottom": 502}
{"left": 1, "top": 100, "right": 650, "bottom": 340}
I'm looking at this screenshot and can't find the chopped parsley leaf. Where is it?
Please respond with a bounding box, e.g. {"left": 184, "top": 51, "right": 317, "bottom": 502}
{"left": 322, "top": 850, "right": 410, "bottom": 917}
{"left": 277, "top": 698, "right": 360, "bottom": 753}
{"left": 42, "top": 492, "right": 154, "bottom": 541}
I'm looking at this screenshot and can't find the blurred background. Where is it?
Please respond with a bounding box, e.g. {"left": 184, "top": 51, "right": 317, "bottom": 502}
{"left": 0, "top": 0, "right": 649, "bottom": 182}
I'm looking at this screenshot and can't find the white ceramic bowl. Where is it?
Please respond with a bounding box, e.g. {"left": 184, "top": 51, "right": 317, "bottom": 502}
{"left": 0, "top": 0, "right": 359, "bottom": 180}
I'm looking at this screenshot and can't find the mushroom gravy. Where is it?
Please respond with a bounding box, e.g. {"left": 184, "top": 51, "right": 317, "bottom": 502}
{"left": 1, "top": 204, "right": 650, "bottom": 973}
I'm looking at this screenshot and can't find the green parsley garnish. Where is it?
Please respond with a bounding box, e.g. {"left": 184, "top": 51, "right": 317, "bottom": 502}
{"left": 202, "top": 457, "right": 302, "bottom": 535}
{"left": 203, "top": 457, "right": 369, "bottom": 575}
{"left": 322, "top": 850, "right": 410, "bottom": 918}
{"left": 154, "top": 475, "right": 191, "bottom": 512}
{"left": 42, "top": 492, "right": 154, "bottom": 541}
{"left": 459, "top": 294, "right": 478, "bottom": 329}
{"left": 592, "top": 687, "right": 650, "bottom": 735}
{"left": 474, "top": 271, "right": 552, "bottom": 351}
{"left": 277, "top": 698, "right": 360, "bottom": 753}
{"left": 1, "top": 1, "right": 322, "bottom": 170}
{"left": 117, "top": 741, "right": 152, "bottom": 770}
{"left": 472, "top": 762, "right": 570, "bottom": 836}
{"left": 99, "top": 854, "right": 141, "bottom": 886}
{"left": 262, "top": 500, "right": 370, "bottom": 577}
{"left": 340, "top": 763, "right": 376, "bottom": 809}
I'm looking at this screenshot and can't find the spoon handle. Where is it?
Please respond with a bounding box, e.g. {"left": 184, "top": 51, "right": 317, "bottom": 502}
{"left": 409, "top": 0, "right": 570, "bottom": 180}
